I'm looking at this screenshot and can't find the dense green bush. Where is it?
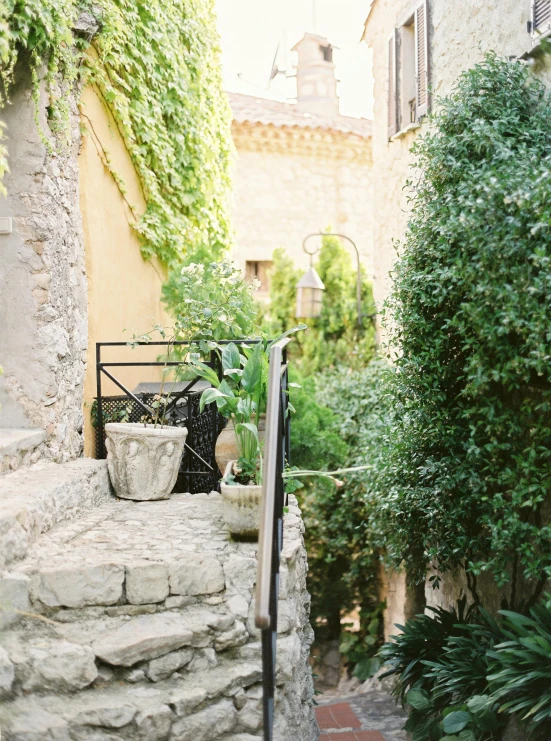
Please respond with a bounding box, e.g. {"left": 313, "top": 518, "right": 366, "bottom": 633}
{"left": 267, "top": 234, "right": 376, "bottom": 372}
{"left": 488, "top": 599, "right": 551, "bottom": 740}
{"left": 290, "top": 360, "right": 390, "bottom": 674}
{"left": 375, "top": 54, "right": 551, "bottom": 593}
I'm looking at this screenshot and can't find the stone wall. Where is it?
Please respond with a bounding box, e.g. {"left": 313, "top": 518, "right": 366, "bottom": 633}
{"left": 0, "top": 58, "right": 88, "bottom": 462}
{"left": 0, "top": 479, "right": 317, "bottom": 741}
{"left": 230, "top": 122, "right": 374, "bottom": 290}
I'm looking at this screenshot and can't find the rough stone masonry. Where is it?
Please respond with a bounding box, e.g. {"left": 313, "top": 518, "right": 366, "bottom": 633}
{"left": 0, "top": 468, "right": 318, "bottom": 741}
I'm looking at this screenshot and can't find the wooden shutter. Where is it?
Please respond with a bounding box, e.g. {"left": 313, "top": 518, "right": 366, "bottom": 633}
{"left": 415, "top": 0, "right": 429, "bottom": 119}
{"left": 388, "top": 30, "right": 398, "bottom": 138}
{"left": 533, "top": 0, "right": 551, "bottom": 34}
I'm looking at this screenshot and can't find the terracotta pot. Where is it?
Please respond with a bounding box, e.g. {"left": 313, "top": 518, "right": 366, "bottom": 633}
{"left": 105, "top": 423, "right": 188, "bottom": 501}
{"left": 220, "top": 459, "right": 262, "bottom": 537}
{"left": 215, "top": 414, "right": 266, "bottom": 476}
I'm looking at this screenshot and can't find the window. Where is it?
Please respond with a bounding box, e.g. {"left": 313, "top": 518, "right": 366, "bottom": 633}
{"left": 245, "top": 260, "right": 273, "bottom": 292}
{"left": 388, "top": 0, "right": 429, "bottom": 137}
{"left": 531, "top": 0, "right": 551, "bottom": 39}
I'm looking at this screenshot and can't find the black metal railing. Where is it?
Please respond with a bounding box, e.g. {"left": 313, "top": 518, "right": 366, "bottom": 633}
{"left": 255, "top": 338, "right": 291, "bottom": 741}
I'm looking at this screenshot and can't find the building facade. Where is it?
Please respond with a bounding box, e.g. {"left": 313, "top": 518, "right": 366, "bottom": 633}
{"left": 229, "top": 33, "right": 373, "bottom": 300}
{"left": 363, "top": 0, "right": 535, "bottom": 310}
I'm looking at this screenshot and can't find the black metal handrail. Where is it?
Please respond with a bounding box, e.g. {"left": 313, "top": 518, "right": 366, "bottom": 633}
{"left": 255, "top": 338, "right": 291, "bottom": 741}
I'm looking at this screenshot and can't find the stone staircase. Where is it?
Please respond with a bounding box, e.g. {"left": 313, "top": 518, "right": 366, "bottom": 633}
{"left": 0, "top": 460, "right": 318, "bottom": 741}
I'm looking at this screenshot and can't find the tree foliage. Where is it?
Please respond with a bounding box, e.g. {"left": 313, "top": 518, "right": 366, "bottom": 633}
{"left": 267, "top": 234, "right": 377, "bottom": 372}
{"left": 291, "top": 360, "right": 390, "bottom": 650}
{"left": 375, "top": 54, "right": 551, "bottom": 592}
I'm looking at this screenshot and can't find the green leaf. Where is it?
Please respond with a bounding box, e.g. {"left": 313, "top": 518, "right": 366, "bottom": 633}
{"left": 191, "top": 362, "right": 220, "bottom": 388}
{"left": 241, "top": 342, "right": 262, "bottom": 394}
{"left": 442, "top": 711, "right": 471, "bottom": 734}
{"left": 199, "top": 388, "right": 230, "bottom": 412}
{"left": 222, "top": 342, "right": 241, "bottom": 373}
{"left": 406, "top": 688, "right": 433, "bottom": 711}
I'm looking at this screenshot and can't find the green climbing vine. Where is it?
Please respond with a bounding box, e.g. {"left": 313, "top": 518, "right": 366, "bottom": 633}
{"left": 0, "top": 0, "right": 233, "bottom": 266}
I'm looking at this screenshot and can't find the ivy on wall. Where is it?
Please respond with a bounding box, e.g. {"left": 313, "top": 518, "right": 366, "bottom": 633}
{"left": 0, "top": 0, "right": 233, "bottom": 266}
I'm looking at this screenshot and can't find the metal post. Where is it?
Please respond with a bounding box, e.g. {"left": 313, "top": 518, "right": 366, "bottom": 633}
{"left": 96, "top": 343, "right": 104, "bottom": 459}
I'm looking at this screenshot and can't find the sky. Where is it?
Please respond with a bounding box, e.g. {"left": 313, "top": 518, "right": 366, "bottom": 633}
{"left": 215, "top": 0, "right": 374, "bottom": 119}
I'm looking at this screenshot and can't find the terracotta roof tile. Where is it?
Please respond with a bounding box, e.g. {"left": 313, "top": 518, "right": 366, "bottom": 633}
{"left": 228, "top": 92, "right": 372, "bottom": 138}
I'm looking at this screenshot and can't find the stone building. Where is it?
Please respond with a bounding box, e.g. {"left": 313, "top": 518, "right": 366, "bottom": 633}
{"left": 229, "top": 33, "right": 373, "bottom": 300}
{"left": 363, "top": 0, "right": 532, "bottom": 312}
{"left": 362, "top": 0, "right": 544, "bottom": 633}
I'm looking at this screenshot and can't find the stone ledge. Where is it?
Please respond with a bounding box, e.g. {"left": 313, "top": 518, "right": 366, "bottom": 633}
{"left": 0, "top": 429, "right": 45, "bottom": 459}
{"left": 0, "top": 458, "right": 110, "bottom": 571}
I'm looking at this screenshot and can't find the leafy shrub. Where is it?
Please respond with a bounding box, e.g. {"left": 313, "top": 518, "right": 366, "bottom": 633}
{"left": 162, "top": 261, "right": 259, "bottom": 348}
{"left": 488, "top": 597, "right": 551, "bottom": 740}
{"left": 290, "top": 360, "right": 390, "bottom": 672}
{"left": 376, "top": 54, "right": 551, "bottom": 592}
{"left": 379, "top": 599, "right": 477, "bottom": 704}
{"left": 1, "top": 1, "right": 233, "bottom": 267}
{"left": 380, "top": 598, "right": 551, "bottom": 740}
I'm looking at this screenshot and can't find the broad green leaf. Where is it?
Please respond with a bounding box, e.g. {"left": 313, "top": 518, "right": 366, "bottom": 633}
{"left": 406, "top": 688, "right": 433, "bottom": 711}
{"left": 442, "top": 711, "right": 471, "bottom": 734}
{"left": 222, "top": 342, "right": 240, "bottom": 372}
{"left": 241, "top": 342, "right": 262, "bottom": 394}
{"left": 191, "top": 362, "right": 220, "bottom": 388}
{"left": 199, "top": 388, "right": 229, "bottom": 411}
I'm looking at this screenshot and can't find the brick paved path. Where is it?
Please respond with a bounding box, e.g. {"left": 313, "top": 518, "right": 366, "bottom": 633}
{"left": 315, "top": 686, "right": 408, "bottom": 741}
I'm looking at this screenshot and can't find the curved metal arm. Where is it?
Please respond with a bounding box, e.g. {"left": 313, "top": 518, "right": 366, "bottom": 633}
{"left": 302, "top": 232, "right": 363, "bottom": 329}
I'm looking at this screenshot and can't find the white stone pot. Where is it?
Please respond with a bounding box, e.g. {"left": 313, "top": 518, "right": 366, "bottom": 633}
{"left": 220, "top": 460, "right": 262, "bottom": 538}
{"left": 105, "top": 423, "right": 188, "bottom": 501}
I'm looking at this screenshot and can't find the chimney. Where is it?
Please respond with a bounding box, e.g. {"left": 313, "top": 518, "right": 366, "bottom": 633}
{"left": 292, "top": 33, "right": 340, "bottom": 118}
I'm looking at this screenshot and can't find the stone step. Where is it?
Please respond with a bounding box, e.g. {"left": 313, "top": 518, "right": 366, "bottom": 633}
{"left": 0, "top": 655, "right": 265, "bottom": 741}
{"left": 0, "top": 458, "right": 109, "bottom": 570}
{"left": 0, "top": 489, "right": 317, "bottom": 740}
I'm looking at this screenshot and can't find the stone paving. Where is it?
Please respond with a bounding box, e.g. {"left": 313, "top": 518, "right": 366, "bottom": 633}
{"left": 315, "top": 685, "right": 408, "bottom": 741}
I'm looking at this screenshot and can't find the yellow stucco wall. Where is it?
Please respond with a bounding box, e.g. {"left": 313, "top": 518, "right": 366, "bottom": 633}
{"left": 79, "top": 85, "right": 171, "bottom": 457}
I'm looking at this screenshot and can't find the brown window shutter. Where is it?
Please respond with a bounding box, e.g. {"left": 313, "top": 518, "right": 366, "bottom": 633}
{"left": 415, "top": 0, "right": 429, "bottom": 119}
{"left": 388, "top": 30, "right": 398, "bottom": 138}
{"left": 533, "top": 0, "right": 551, "bottom": 34}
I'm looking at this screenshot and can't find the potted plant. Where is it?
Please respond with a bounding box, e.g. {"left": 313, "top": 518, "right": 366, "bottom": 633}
{"left": 194, "top": 328, "right": 306, "bottom": 536}
{"left": 195, "top": 340, "right": 267, "bottom": 537}
{"left": 102, "top": 261, "right": 261, "bottom": 502}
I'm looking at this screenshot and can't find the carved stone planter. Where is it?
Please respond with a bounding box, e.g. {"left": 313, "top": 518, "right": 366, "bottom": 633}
{"left": 215, "top": 414, "right": 266, "bottom": 475}
{"left": 220, "top": 460, "right": 262, "bottom": 538}
{"left": 105, "top": 423, "right": 188, "bottom": 501}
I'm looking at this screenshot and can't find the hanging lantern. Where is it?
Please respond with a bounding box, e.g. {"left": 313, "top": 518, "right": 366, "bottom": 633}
{"left": 295, "top": 266, "right": 325, "bottom": 319}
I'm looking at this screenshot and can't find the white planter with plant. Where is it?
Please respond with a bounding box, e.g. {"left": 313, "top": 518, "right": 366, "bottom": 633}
{"left": 220, "top": 459, "right": 262, "bottom": 537}
{"left": 196, "top": 340, "right": 268, "bottom": 536}
{"left": 105, "top": 423, "right": 187, "bottom": 501}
